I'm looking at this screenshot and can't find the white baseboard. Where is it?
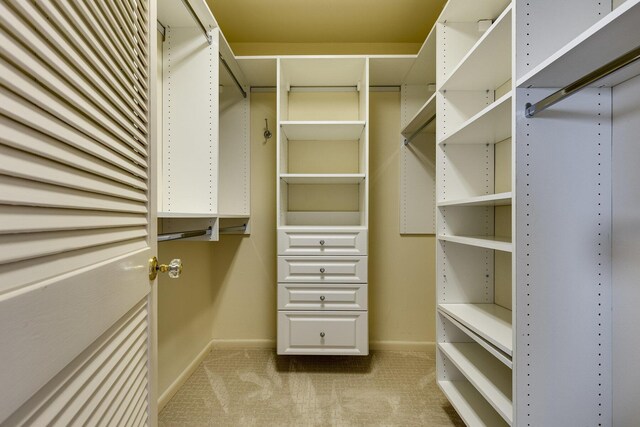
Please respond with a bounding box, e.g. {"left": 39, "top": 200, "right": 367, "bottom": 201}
{"left": 210, "top": 338, "right": 276, "bottom": 349}
{"left": 369, "top": 340, "right": 435, "bottom": 352}
{"left": 158, "top": 341, "right": 213, "bottom": 411}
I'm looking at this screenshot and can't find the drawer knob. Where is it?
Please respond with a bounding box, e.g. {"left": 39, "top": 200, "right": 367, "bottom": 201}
{"left": 320, "top": 267, "right": 326, "bottom": 274}
{"left": 319, "top": 240, "right": 325, "bottom": 246}
{"left": 320, "top": 332, "right": 325, "bottom": 338}
{"left": 320, "top": 295, "right": 325, "bottom": 301}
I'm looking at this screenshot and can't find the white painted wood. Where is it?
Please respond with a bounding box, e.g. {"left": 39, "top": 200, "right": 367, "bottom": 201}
{"left": 438, "top": 193, "right": 512, "bottom": 207}
{"left": 277, "top": 311, "right": 368, "bottom": 355}
{"left": 439, "top": 343, "right": 513, "bottom": 424}
{"left": 285, "top": 211, "right": 363, "bottom": 227}
{"left": 438, "top": 235, "right": 511, "bottom": 253}
{"left": 280, "top": 121, "right": 365, "bottom": 140}
{"left": 279, "top": 57, "right": 368, "bottom": 87}
{"left": 439, "top": 0, "right": 511, "bottom": 23}
{"left": 368, "top": 56, "right": 416, "bottom": 86}
{"left": 278, "top": 256, "right": 367, "bottom": 284}
{"left": 403, "top": 26, "right": 437, "bottom": 85}
{"left": 237, "top": 57, "right": 277, "bottom": 87}
{"left": 278, "top": 283, "right": 368, "bottom": 311}
{"left": 278, "top": 228, "right": 367, "bottom": 256}
{"left": 611, "top": 75, "right": 640, "bottom": 426}
{"left": 440, "top": 6, "right": 512, "bottom": 91}
{"left": 439, "top": 311, "right": 512, "bottom": 368}
{"left": 401, "top": 93, "right": 436, "bottom": 138}
{"left": 438, "top": 381, "right": 509, "bottom": 427}
{"left": 438, "top": 92, "right": 511, "bottom": 145}
{"left": 438, "top": 304, "right": 512, "bottom": 356}
{"left": 280, "top": 174, "right": 365, "bottom": 185}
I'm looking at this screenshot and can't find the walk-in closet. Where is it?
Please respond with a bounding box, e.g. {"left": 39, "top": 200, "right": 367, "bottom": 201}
{"left": 1, "top": 0, "right": 639, "bottom": 425}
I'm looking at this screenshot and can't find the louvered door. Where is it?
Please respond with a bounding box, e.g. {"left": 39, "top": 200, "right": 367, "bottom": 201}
{"left": 0, "top": 0, "right": 156, "bottom": 425}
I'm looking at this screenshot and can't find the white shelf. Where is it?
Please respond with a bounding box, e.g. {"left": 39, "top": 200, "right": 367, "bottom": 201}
{"left": 438, "top": 92, "right": 512, "bottom": 145}
{"left": 216, "top": 214, "right": 249, "bottom": 218}
{"left": 439, "top": 343, "right": 513, "bottom": 424}
{"left": 157, "top": 212, "right": 216, "bottom": 218}
{"left": 438, "top": 304, "right": 512, "bottom": 356}
{"left": 401, "top": 92, "right": 436, "bottom": 138}
{"left": 439, "top": 0, "right": 511, "bottom": 23}
{"left": 280, "top": 121, "right": 366, "bottom": 141}
{"left": 438, "top": 381, "right": 509, "bottom": 427}
{"left": 517, "top": 0, "right": 640, "bottom": 88}
{"left": 438, "top": 234, "right": 512, "bottom": 252}
{"left": 438, "top": 192, "right": 512, "bottom": 207}
{"left": 439, "top": 6, "right": 512, "bottom": 91}
{"left": 280, "top": 174, "right": 365, "bottom": 185}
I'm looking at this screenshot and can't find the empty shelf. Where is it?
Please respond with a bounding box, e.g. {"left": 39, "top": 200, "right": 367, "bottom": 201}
{"left": 517, "top": 0, "right": 640, "bottom": 88}
{"left": 438, "top": 304, "right": 512, "bottom": 355}
{"left": 438, "top": 92, "right": 512, "bottom": 145}
{"left": 438, "top": 380, "right": 509, "bottom": 427}
{"left": 438, "top": 192, "right": 512, "bottom": 207}
{"left": 438, "top": 235, "right": 512, "bottom": 252}
{"left": 439, "top": 343, "right": 513, "bottom": 424}
{"left": 280, "top": 174, "right": 365, "bottom": 184}
{"left": 280, "top": 121, "right": 365, "bottom": 140}
{"left": 439, "top": 6, "right": 512, "bottom": 91}
{"left": 401, "top": 92, "right": 436, "bottom": 138}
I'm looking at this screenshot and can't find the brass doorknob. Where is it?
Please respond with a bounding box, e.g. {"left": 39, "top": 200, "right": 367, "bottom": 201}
{"left": 149, "top": 257, "right": 182, "bottom": 280}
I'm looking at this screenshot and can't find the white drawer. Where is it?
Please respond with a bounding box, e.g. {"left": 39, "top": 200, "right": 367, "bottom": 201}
{"left": 277, "top": 256, "right": 367, "bottom": 283}
{"left": 277, "top": 311, "right": 368, "bottom": 355}
{"left": 278, "top": 228, "right": 367, "bottom": 256}
{"left": 278, "top": 283, "right": 367, "bottom": 311}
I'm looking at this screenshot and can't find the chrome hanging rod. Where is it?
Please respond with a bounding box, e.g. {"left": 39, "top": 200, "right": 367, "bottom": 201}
{"left": 158, "top": 227, "right": 211, "bottom": 242}
{"left": 179, "top": 0, "right": 212, "bottom": 45}
{"left": 219, "top": 54, "right": 247, "bottom": 98}
{"left": 404, "top": 114, "right": 436, "bottom": 145}
{"left": 219, "top": 224, "right": 247, "bottom": 234}
{"left": 525, "top": 44, "right": 640, "bottom": 118}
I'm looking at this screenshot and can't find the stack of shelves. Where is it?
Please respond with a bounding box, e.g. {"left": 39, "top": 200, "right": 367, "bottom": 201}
{"left": 435, "top": 0, "right": 513, "bottom": 425}
{"left": 276, "top": 57, "right": 369, "bottom": 355}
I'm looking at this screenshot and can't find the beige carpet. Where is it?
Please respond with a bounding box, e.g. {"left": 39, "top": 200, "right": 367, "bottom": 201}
{"left": 159, "top": 348, "right": 464, "bottom": 427}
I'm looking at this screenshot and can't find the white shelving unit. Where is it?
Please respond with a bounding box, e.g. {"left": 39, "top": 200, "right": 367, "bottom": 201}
{"left": 276, "top": 57, "right": 369, "bottom": 355}
{"left": 157, "top": 2, "right": 250, "bottom": 240}
{"left": 435, "top": 0, "right": 514, "bottom": 423}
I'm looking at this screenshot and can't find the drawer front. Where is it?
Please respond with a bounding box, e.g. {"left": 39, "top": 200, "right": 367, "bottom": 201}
{"left": 278, "top": 229, "right": 367, "bottom": 256}
{"left": 278, "top": 256, "right": 367, "bottom": 283}
{"left": 278, "top": 283, "right": 368, "bottom": 311}
{"left": 277, "top": 311, "right": 368, "bottom": 355}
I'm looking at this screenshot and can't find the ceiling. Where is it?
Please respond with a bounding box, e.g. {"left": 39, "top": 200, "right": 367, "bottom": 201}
{"left": 206, "top": 0, "right": 446, "bottom": 44}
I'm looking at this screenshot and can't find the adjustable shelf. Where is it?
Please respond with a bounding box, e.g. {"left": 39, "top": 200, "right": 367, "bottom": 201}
{"left": 439, "top": 6, "right": 512, "bottom": 91}
{"left": 437, "top": 235, "right": 513, "bottom": 252}
{"left": 401, "top": 92, "right": 436, "bottom": 139}
{"left": 439, "top": 343, "right": 512, "bottom": 424}
{"left": 517, "top": 0, "right": 640, "bottom": 88}
{"left": 438, "top": 192, "right": 512, "bottom": 207}
{"left": 438, "top": 381, "right": 509, "bottom": 427}
{"left": 438, "top": 92, "right": 511, "bottom": 145}
{"left": 439, "top": 0, "right": 511, "bottom": 22}
{"left": 438, "top": 304, "right": 512, "bottom": 356}
{"left": 280, "top": 174, "right": 365, "bottom": 185}
{"left": 280, "top": 121, "right": 366, "bottom": 140}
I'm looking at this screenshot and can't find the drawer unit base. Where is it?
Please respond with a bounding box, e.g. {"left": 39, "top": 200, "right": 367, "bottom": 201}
{"left": 277, "top": 311, "right": 368, "bottom": 356}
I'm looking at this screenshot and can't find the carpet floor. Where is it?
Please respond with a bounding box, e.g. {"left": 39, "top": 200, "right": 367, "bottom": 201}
{"left": 159, "top": 348, "right": 464, "bottom": 426}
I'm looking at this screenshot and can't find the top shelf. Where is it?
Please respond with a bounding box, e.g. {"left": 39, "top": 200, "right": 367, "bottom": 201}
{"left": 280, "top": 121, "right": 365, "bottom": 141}
{"left": 517, "top": 0, "right": 640, "bottom": 88}
{"left": 438, "top": 0, "right": 511, "bottom": 23}
{"left": 439, "top": 5, "right": 512, "bottom": 91}
{"left": 401, "top": 93, "right": 436, "bottom": 138}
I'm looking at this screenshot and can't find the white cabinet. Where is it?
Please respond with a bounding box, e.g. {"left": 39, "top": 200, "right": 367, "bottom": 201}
{"left": 276, "top": 57, "right": 369, "bottom": 355}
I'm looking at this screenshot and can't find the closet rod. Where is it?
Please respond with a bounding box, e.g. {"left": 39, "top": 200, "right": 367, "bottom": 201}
{"left": 219, "top": 224, "right": 247, "bottom": 234}
{"left": 220, "top": 54, "right": 247, "bottom": 98}
{"left": 525, "top": 44, "right": 640, "bottom": 118}
{"left": 404, "top": 114, "right": 436, "bottom": 145}
{"left": 179, "top": 0, "right": 212, "bottom": 45}
{"left": 158, "top": 227, "right": 211, "bottom": 242}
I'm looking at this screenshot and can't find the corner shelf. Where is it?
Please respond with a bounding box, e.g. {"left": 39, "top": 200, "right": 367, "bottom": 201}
{"left": 438, "top": 92, "right": 512, "bottom": 145}
{"left": 438, "top": 304, "right": 512, "bottom": 356}
{"left": 438, "top": 381, "right": 510, "bottom": 427}
{"left": 280, "top": 121, "right": 366, "bottom": 140}
{"left": 401, "top": 92, "right": 436, "bottom": 138}
{"left": 280, "top": 174, "right": 365, "bottom": 185}
{"left": 437, "top": 235, "right": 513, "bottom": 252}
{"left": 439, "top": 5, "right": 512, "bottom": 91}
{"left": 438, "top": 192, "right": 512, "bottom": 207}
{"left": 439, "top": 343, "right": 513, "bottom": 424}
{"left": 517, "top": 0, "right": 640, "bottom": 88}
